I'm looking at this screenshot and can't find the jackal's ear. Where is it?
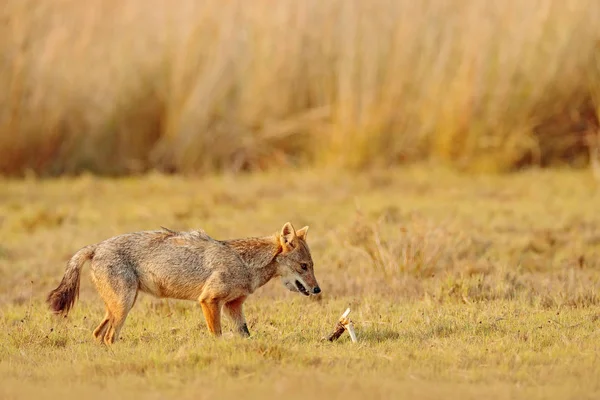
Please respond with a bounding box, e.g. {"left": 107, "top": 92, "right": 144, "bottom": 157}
{"left": 296, "top": 226, "right": 309, "bottom": 241}
{"left": 280, "top": 222, "right": 297, "bottom": 249}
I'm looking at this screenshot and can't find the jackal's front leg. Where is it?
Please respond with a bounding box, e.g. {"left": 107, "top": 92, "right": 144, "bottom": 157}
{"left": 223, "top": 296, "right": 250, "bottom": 337}
{"left": 199, "top": 299, "right": 223, "bottom": 336}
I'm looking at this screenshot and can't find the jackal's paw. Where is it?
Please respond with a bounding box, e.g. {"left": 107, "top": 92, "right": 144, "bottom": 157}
{"left": 222, "top": 332, "right": 236, "bottom": 340}
{"left": 239, "top": 323, "right": 251, "bottom": 337}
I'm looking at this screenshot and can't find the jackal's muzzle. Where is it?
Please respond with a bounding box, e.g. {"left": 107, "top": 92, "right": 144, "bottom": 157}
{"left": 282, "top": 277, "right": 321, "bottom": 296}
{"left": 295, "top": 280, "right": 310, "bottom": 296}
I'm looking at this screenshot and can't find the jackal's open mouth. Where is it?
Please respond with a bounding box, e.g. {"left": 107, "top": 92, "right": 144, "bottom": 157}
{"left": 295, "top": 280, "right": 310, "bottom": 296}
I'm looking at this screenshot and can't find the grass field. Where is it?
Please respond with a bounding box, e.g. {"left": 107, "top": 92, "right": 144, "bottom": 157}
{"left": 1, "top": 165, "right": 600, "bottom": 399}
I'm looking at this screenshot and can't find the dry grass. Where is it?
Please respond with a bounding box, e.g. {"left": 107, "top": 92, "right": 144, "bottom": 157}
{"left": 1, "top": 0, "right": 600, "bottom": 176}
{"left": 1, "top": 166, "right": 600, "bottom": 399}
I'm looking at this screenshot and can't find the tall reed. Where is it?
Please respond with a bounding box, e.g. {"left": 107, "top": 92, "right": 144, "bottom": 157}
{"left": 1, "top": 0, "right": 598, "bottom": 176}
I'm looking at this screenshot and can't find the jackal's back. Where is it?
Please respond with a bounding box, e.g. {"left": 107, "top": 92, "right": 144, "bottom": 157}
{"left": 90, "top": 228, "right": 246, "bottom": 300}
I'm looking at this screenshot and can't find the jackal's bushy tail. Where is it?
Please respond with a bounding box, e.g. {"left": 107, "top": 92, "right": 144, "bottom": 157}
{"left": 47, "top": 245, "right": 96, "bottom": 315}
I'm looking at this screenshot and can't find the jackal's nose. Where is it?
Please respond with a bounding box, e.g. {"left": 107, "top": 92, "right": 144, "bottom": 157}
{"left": 313, "top": 286, "right": 321, "bottom": 294}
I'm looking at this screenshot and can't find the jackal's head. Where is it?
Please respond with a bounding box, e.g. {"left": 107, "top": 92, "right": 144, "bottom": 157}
{"left": 275, "top": 222, "right": 321, "bottom": 296}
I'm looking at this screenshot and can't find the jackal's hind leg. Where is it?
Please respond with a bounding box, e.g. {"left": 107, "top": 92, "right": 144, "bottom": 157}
{"left": 223, "top": 296, "right": 250, "bottom": 337}
{"left": 93, "top": 310, "right": 111, "bottom": 342}
{"left": 103, "top": 289, "right": 138, "bottom": 345}
{"left": 91, "top": 267, "right": 138, "bottom": 345}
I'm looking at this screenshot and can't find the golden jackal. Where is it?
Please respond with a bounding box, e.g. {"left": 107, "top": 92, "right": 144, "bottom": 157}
{"left": 47, "top": 222, "right": 320, "bottom": 344}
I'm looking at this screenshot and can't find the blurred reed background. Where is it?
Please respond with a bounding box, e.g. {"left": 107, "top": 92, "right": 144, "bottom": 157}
{"left": 1, "top": 0, "right": 599, "bottom": 177}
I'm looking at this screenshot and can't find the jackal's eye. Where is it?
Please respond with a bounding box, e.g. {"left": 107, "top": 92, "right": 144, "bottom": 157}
{"left": 300, "top": 263, "right": 308, "bottom": 271}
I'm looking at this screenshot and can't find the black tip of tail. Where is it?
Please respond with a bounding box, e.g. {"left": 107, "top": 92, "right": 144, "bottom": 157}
{"left": 46, "top": 280, "right": 79, "bottom": 316}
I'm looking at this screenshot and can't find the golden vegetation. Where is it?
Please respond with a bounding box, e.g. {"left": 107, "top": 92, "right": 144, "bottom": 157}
{"left": 1, "top": 166, "right": 600, "bottom": 398}
{"left": 1, "top": 0, "right": 600, "bottom": 176}
{"left": 3, "top": 1, "right": 600, "bottom": 397}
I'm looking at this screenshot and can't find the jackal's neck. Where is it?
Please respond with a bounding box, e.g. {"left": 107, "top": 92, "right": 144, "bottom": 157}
{"left": 225, "top": 235, "right": 281, "bottom": 286}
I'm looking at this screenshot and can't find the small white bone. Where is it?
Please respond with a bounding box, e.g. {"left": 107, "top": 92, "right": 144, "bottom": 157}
{"left": 325, "top": 307, "right": 358, "bottom": 343}
{"left": 341, "top": 308, "right": 351, "bottom": 319}
{"left": 345, "top": 321, "right": 358, "bottom": 343}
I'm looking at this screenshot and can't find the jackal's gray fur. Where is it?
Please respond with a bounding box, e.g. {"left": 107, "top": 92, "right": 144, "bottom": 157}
{"left": 47, "top": 222, "right": 319, "bottom": 344}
